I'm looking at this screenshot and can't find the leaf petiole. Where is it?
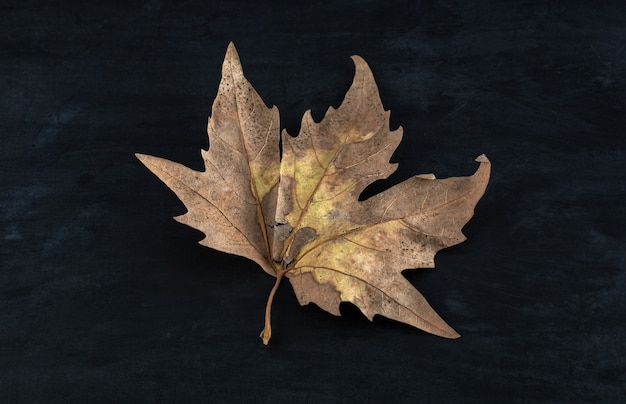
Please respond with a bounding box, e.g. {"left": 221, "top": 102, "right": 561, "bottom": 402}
{"left": 260, "top": 265, "right": 288, "bottom": 345}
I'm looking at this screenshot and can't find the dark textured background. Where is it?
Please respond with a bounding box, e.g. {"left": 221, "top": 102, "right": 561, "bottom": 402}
{"left": 2, "top": 0, "right": 625, "bottom": 402}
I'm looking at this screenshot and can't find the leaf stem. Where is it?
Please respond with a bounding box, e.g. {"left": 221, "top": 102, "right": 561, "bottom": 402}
{"left": 260, "top": 267, "right": 286, "bottom": 345}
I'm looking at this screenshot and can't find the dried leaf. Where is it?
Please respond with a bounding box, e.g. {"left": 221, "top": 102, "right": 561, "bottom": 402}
{"left": 137, "top": 43, "right": 490, "bottom": 344}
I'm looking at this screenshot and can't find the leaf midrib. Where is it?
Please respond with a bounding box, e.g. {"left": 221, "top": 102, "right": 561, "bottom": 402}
{"left": 226, "top": 57, "right": 276, "bottom": 271}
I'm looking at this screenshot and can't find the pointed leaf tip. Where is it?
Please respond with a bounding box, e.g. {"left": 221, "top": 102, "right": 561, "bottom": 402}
{"left": 350, "top": 54, "right": 366, "bottom": 64}
{"left": 222, "top": 42, "right": 242, "bottom": 76}
{"left": 226, "top": 41, "right": 238, "bottom": 56}
{"left": 447, "top": 329, "right": 461, "bottom": 339}
{"left": 350, "top": 55, "right": 373, "bottom": 77}
{"left": 135, "top": 152, "right": 154, "bottom": 168}
{"left": 475, "top": 154, "right": 489, "bottom": 163}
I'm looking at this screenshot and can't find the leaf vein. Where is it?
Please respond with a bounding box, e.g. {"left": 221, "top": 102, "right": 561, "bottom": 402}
{"left": 145, "top": 160, "right": 265, "bottom": 258}
{"left": 294, "top": 264, "right": 445, "bottom": 332}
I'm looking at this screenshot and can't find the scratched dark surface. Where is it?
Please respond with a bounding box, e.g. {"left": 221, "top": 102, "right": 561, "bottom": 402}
{"left": 2, "top": 0, "right": 625, "bottom": 402}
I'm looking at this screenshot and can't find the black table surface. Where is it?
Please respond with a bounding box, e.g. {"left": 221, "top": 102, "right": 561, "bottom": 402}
{"left": 2, "top": 1, "right": 625, "bottom": 402}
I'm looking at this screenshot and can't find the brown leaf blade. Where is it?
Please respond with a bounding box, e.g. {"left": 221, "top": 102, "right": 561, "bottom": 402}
{"left": 137, "top": 43, "right": 491, "bottom": 344}
{"left": 136, "top": 43, "right": 280, "bottom": 275}
{"left": 288, "top": 156, "right": 490, "bottom": 338}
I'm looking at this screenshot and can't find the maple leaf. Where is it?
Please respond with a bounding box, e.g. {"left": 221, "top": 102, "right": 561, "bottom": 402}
{"left": 136, "top": 43, "right": 490, "bottom": 345}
